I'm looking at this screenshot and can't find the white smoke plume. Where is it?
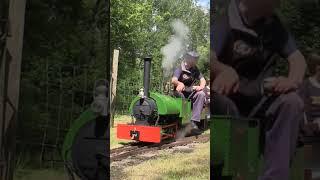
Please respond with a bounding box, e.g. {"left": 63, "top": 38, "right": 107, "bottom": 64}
{"left": 161, "top": 19, "right": 190, "bottom": 78}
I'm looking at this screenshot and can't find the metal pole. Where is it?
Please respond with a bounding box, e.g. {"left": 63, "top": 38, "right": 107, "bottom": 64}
{"left": 143, "top": 57, "right": 152, "bottom": 98}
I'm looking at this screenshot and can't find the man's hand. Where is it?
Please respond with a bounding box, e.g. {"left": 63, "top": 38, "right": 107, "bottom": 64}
{"left": 271, "top": 76, "right": 298, "bottom": 94}
{"left": 212, "top": 67, "right": 240, "bottom": 95}
{"left": 176, "top": 82, "right": 185, "bottom": 93}
{"left": 193, "top": 85, "right": 205, "bottom": 92}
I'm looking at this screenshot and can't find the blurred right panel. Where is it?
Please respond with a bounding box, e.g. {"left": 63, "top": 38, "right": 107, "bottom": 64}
{"left": 210, "top": 0, "right": 320, "bottom": 179}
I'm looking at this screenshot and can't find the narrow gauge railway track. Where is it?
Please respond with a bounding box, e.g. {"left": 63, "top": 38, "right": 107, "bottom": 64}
{"left": 111, "top": 134, "right": 210, "bottom": 162}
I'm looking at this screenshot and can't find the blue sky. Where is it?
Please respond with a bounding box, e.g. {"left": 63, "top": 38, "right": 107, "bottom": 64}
{"left": 197, "top": 0, "right": 209, "bottom": 8}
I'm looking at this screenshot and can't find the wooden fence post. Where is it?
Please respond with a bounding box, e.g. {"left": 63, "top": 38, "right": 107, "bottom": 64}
{"left": 110, "top": 49, "right": 119, "bottom": 128}
{"left": 0, "top": 0, "right": 26, "bottom": 179}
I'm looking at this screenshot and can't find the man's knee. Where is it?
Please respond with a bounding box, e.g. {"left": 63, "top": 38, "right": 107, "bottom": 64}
{"left": 279, "top": 92, "right": 304, "bottom": 110}
{"left": 195, "top": 90, "right": 206, "bottom": 98}
{"left": 267, "top": 92, "right": 304, "bottom": 117}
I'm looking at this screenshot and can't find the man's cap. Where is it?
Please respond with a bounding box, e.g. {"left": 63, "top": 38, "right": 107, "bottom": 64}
{"left": 184, "top": 51, "right": 200, "bottom": 60}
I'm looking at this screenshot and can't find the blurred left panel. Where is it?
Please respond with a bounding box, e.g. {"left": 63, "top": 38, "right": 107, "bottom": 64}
{"left": 0, "top": 0, "right": 110, "bottom": 179}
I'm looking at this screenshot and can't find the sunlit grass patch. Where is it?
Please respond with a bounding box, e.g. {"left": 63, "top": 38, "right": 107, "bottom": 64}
{"left": 203, "top": 129, "right": 210, "bottom": 135}
{"left": 122, "top": 142, "right": 210, "bottom": 180}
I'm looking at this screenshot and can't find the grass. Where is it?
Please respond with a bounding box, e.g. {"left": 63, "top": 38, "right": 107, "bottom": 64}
{"left": 114, "top": 142, "right": 210, "bottom": 180}
{"left": 203, "top": 129, "right": 210, "bottom": 135}
{"left": 111, "top": 114, "right": 134, "bottom": 149}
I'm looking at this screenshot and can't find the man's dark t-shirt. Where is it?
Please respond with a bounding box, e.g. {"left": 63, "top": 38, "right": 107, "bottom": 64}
{"left": 173, "top": 62, "right": 203, "bottom": 88}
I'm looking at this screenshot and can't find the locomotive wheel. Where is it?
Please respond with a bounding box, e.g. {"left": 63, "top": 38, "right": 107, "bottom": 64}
{"left": 70, "top": 115, "right": 109, "bottom": 180}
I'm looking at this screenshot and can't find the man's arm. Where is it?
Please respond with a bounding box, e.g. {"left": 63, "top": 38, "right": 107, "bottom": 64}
{"left": 211, "top": 50, "right": 234, "bottom": 78}
{"left": 273, "top": 31, "right": 307, "bottom": 93}
{"left": 211, "top": 50, "right": 240, "bottom": 94}
{"left": 210, "top": 14, "right": 241, "bottom": 94}
{"left": 172, "top": 68, "right": 185, "bottom": 92}
{"left": 200, "top": 77, "right": 206, "bottom": 88}
{"left": 172, "top": 68, "right": 183, "bottom": 86}
{"left": 172, "top": 77, "right": 183, "bottom": 87}
{"left": 287, "top": 50, "right": 307, "bottom": 86}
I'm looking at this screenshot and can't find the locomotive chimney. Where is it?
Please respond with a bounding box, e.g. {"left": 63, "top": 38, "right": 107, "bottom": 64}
{"left": 143, "top": 57, "right": 152, "bottom": 98}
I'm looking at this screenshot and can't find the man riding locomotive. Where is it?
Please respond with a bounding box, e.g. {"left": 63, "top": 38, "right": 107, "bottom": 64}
{"left": 171, "top": 51, "right": 208, "bottom": 132}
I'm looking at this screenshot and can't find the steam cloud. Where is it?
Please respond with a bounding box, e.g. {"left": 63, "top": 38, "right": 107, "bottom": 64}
{"left": 161, "top": 19, "right": 190, "bottom": 78}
